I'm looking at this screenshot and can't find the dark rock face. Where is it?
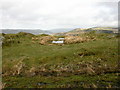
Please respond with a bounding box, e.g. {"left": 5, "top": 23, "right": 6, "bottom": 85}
{"left": 94, "top": 30, "right": 113, "bottom": 33}
{"left": 79, "top": 30, "right": 114, "bottom": 34}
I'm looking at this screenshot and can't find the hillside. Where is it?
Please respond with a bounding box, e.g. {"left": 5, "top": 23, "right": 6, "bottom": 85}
{"left": 52, "top": 27, "right": 118, "bottom": 36}
{"left": 2, "top": 31, "right": 119, "bottom": 88}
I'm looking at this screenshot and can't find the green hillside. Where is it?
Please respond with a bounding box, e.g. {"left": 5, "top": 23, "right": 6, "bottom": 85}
{"left": 1, "top": 32, "right": 119, "bottom": 88}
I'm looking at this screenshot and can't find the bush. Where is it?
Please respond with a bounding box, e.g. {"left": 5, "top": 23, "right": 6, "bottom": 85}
{"left": 38, "top": 34, "right": 49, "bottom": 37}
{"left": 17, "top": 32, "right": 35, "bottom": 37}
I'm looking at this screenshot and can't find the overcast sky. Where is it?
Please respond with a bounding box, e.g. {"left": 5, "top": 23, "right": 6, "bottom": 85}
{"left": 0, "top": 0, "right": 119, "bottom": 30}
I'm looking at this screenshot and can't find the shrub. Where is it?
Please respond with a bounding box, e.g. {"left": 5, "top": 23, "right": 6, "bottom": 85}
{"left": 38, "top": 34, "right": 49, "bottom": 37}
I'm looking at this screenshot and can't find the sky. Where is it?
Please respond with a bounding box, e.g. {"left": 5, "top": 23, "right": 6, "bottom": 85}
{"left": 0, "top": 0, "right": 119, "bottom": 30}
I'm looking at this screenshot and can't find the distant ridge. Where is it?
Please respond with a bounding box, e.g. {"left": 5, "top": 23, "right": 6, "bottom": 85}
{"left": 52, "top": 27, "right": 118, "bottom": 36}
{"left": 1, "top": 27, "right": 118, "bottom": 35}
{"left": 50, "top": 28, "right": 73, "bottom": 33}
{"left": 1, "top": 29, "right": 52, "bottom": 35}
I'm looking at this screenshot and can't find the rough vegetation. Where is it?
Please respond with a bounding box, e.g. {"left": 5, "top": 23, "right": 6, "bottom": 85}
{"left": 64, "top": 36, "right": 95, "bottom": 44}
{"left": 1, "top": 31, "right": 119, "bottom": 88}
{"left": 30, "top": 31, "right": 97, "bottom": 45}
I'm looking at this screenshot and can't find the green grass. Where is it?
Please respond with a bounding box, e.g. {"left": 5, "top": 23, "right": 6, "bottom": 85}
{"left": 3, "top": 74, "right": 119, "bottom": 88}
{"left": 2, "top": 33, "right": 119, "bottom": 88}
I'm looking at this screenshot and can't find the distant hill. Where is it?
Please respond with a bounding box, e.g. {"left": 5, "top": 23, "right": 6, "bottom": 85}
{"left": 50, "top": 28, "right": 74, "bottom": 33}
{"left": 1, "top": 28, "right": 74, "bottom": 35}
{"left": 69, "top": 27, "right": 118, "bottom": 32}
{"left": 52, "top": 27, "right": 118, "bottom": 36}
{"left": 1, "top": 27, "right": 118, "bottom": 36}
{"left": 1, "top": 29, "right": 52, "bottom": 35}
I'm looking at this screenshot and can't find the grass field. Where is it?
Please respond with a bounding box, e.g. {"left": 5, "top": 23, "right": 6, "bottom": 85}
{"left": 2, "top": 32, "right": 120, "bottom": 88}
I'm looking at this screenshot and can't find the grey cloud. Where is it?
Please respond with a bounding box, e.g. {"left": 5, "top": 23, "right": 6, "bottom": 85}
{"left": 94, "top": 2, "right": 118, "bottom": 24}
{"left": 95, "top": 2, "right": 118, "bottom": 14}
{"left": 0, "top": 0, "right": 118, "bottom": 29}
